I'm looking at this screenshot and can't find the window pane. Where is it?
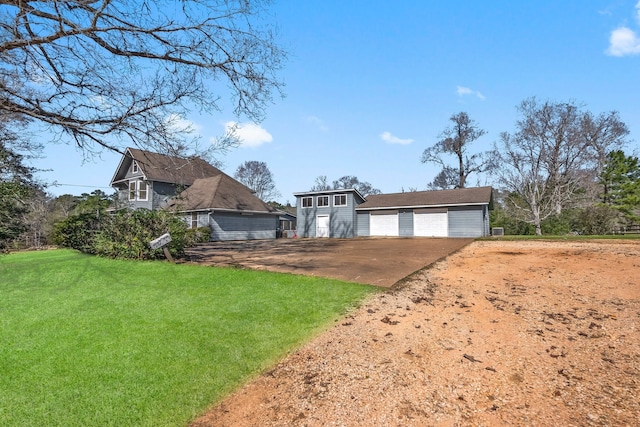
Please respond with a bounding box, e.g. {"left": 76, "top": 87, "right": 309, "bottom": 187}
{"left": 302, "top": 197, "right": 313, "bottom": 208}
{"left": 138, "top": 181, "right": 148, "bottom": 200}
{"left": 129, "top": 182, "right": 136, "bottom": 200}
{"left": 334, "top": 195, "right": 347, "bottom": 206}
{"left": 318, "top": 196, "right": 329, "bottom": 207}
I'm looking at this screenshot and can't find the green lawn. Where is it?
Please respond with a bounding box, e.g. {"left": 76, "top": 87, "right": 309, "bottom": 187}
{"left": 0, "top": 249, "right": 376, "bottom": 427}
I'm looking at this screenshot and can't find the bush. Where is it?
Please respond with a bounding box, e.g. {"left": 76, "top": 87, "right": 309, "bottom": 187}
{"left": 574, "top": 206, "right": 620, "bottom": 235}
{"left": 93, "top": 209, "right": 189, "bottom": 260}
{"left": 51, "top": 213, "right": 101, "bottom": 253}
{"left": 53, "top": 209, "right": 197, "bottom": 260}
{"left": 185, "top": 226, "right": 212, "bottom": 246}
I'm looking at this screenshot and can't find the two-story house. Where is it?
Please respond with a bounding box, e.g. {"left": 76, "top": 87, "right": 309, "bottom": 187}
{"left": 110, "top": 148, "right": 280, "bottom": 241}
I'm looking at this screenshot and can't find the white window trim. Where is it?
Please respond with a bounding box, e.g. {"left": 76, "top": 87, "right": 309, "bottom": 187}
{"left": 128, "top": 180, "right": 149, "bottom": 201}
{"left": 302, "top": 196, "right": 313, "bottom": 208}
{"left": 317, "top": 195, "right": 329, "bottom": 207}
{"left": 128, "top": 181, "right": 136, "bottom": 201}
{"left": 333, "top": 194, "right": 347, "bottom": 207}
{"left": 138, "top": 180, "right": 148, "bottom": 201}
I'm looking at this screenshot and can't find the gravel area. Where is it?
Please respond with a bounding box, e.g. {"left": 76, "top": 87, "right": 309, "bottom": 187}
{"left": 191, "top": 240, "right": 640, "bottom": 426}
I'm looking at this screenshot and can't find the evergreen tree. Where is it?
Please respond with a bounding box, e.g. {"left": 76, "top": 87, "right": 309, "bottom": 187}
{"left": 599, "top": 150, "right": 640, "bottom": 221}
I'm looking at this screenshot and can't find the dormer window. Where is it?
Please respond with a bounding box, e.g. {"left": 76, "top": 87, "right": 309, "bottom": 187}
{"left": 132, "top": 161, "right": 139, "bottom": 174}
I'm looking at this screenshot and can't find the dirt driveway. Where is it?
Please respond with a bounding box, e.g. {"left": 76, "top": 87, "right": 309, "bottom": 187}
{"left": 185, "top": 237, "right": 473, "bottom": 287}
{"left": 192, "top": 239, "right": 640, "bottom": 426}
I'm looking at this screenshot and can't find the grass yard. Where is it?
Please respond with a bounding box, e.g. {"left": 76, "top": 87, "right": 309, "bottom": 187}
{"left": 0, "top": 249, "right": 376, "bottom": 427}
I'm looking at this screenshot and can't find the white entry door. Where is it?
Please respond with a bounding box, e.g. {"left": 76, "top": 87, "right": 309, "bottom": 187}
{"left": 316, "top": 215, "right": 330, "bottom": 237}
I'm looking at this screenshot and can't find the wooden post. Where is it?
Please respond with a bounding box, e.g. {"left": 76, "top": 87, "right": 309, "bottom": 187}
{"left": 150, "top": 233, "right": 174, "bottom": 263}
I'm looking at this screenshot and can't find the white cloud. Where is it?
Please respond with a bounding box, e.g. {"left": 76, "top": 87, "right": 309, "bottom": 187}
{"left": 380, "top": 131, "right": 414, "bottom": 145}
{"left": 306, "top": 115, "right": 329, "bottom": 131}
{"left": 456, "top": 85, "right": 486, "bottom": 100}
{"left": 606, "top": 2, "right": 640, "bottom": 56}
{"left": 606, "top": 26, "right": 640, "bottom": 56}
{"left": 224, "top": 121, "right": 273, "bottom": 148}
{"left": 166, "top": 114, "right": 201, "bottom": 133}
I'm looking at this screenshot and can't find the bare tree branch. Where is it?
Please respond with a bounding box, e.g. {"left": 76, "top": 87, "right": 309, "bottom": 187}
{"left": 0, "top": 0, "right": 285, "bottom": 155}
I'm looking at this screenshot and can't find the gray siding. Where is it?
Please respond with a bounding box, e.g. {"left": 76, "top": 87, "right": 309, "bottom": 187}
{"left": 209, "top": 212, "right": 277, "bottom": 241}
{"left": 296, "top": 192, "right": 360, "bottom": 238}
{"left": 399, "top": 210, "right": 413, "bottom": 237}
{"left": 448, "top": 206, "right": 485, "bottom": 237}
{"left": 296, "top": 199, "right": 317, "bottom": 238}
{"left": 356, "top": 212, "right": 370, "bottom": 236}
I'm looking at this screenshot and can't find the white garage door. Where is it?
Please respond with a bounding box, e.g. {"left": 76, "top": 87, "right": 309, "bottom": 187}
{"left": 370, "top": 212, "right": 399, "bottom": 236}
{"left": 414, "top": 208, "right": 448, "bottom": 237}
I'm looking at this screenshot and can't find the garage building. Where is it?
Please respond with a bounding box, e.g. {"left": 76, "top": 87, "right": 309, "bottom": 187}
{"left": 295, "top": 186, "right": 493, "bottom": 238}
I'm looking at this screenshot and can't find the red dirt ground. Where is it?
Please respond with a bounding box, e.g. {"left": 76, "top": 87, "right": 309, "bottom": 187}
{"left": 190, "top": 239, "right": 640, "bottom": 426}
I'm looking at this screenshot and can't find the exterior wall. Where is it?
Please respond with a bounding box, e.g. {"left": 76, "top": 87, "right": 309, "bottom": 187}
{"left": 399, "top": 210, "right": 414, "bottom": 237}
{"left": 448, "top": 206, "right": 486, "bottom": 237}
{"left": 356, "top": 212, "right": 370, "bottom": 236}
{"left": 296, "top": 192, "right": 360, "bottom": 238}
{"left": 209, "top": 212, "right": 278, "bottom": 241}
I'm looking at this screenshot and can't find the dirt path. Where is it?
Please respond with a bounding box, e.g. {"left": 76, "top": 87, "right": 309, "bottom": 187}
{"left": 191, "top": 240, "right": 640, "bottom": 426}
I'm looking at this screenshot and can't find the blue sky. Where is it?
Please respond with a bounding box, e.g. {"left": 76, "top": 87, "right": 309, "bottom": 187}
{"left": 36, "top": 0, "right": 640, "bottom": 204}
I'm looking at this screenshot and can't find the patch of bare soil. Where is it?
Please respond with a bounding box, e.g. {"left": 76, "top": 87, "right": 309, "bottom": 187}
{"left": 191, "top": 240, "right": 640, "bottom": 426}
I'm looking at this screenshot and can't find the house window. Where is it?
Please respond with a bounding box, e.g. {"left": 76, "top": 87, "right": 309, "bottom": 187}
{"left": 317, "top": 195, "right": 329, "bottom": 207}
{"left": 191, "top": 212, "right": 198, "bottom": 229}
{"left": 132, "top": 161, "right": 139, "bottom": 174}
{"left": 129, "top": 181, "right": 136, "bottom": 201}
{"left": 128, "top": 180, "right": 148, "bottom": 201}
{"left": 334, "top": 194, "right": 347, "bottom": 207}
{"left": 302, "top": 197, "right": 313, "bottom": 208}
{"left": 138, "top": 181, "right": 148, "bottom": 201}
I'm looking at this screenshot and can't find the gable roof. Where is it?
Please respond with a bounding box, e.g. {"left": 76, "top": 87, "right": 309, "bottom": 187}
{"left": 110, "top": 148, "right": 222, "bottom": 186}
{"left": 166, "top": 174, "right": 277, "bottom": 214}
{"left": 356, "top": 186, "right": 493, "bottom": 210}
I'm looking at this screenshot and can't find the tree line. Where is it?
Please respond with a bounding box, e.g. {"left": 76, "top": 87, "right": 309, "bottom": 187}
{"left": 421, "top": 97, "right": 637, "bottom": 235}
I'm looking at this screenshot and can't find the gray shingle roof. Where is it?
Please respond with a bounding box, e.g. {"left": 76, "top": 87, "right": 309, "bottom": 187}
{"left": 356, "top": 186, "right": 493, "bottom": 210}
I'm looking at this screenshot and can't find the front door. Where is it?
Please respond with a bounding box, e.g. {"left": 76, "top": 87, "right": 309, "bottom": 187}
{"left": 316, "top": 215, "right": 330, "bottom": 237}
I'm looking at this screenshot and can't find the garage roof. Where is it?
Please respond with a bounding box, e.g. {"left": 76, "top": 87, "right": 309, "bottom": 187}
{"left": 356, "top": 186, "right": 493, "bottom": 210}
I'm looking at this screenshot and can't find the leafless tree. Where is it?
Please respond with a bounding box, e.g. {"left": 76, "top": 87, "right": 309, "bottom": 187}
{"left": 494, "top": 97, "right": 629, "bottom": 235}
{"left": 422, "top": 112, "right": 495, "bottom": 189}
{"left": 0, "top": 0, "right": 285, "bottom": 157}
{"left": 581, "top": 111, "right": 630, "bottom": 175}
{"left": 234, "top": 160, "right": 280, "bottom": 201}
{"left": 310, "top": 175, "right": 331, "bottom": 191}
{"left": 310, "top": 175, "right": 380, "bottom": 197}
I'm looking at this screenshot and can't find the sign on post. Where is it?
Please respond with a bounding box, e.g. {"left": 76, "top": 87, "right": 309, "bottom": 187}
{"left": 149, "top": 233, "right": 174, "bottom": 262}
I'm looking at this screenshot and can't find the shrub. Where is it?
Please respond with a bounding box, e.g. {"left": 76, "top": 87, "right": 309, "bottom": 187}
{"left": 51, "top": 212, "right": 101, "bottom": 253}
{"left": 93, "top": 209, "right": 189, "bottom": 260}
{"left": 574, "top": 206, "right": 620, "bottom": 235}
{"left": 185, "top": 226, "right": 212, "bottom": 246}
